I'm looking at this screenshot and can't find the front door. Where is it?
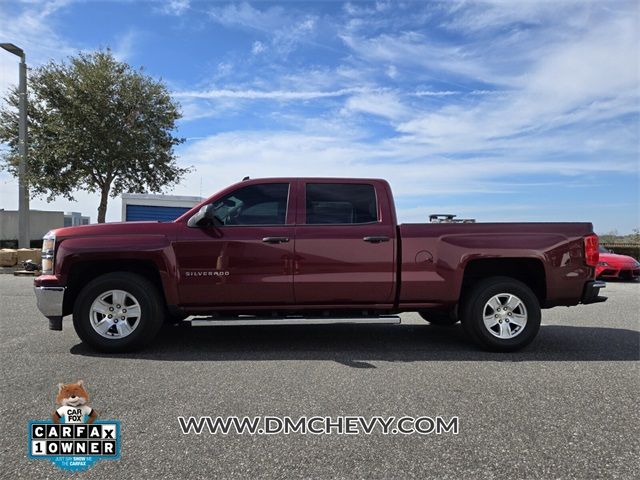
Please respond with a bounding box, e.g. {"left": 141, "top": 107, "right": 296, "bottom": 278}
{"left": 174, "top": 182, "right": 295, "bottom": 307}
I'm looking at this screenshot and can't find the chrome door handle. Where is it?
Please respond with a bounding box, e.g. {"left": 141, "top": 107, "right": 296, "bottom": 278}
{"left": 262, "top": 237, "right": 290, "bottom": 244}
{"left": 363, "top": 236, "right": 390, "bottom": 243}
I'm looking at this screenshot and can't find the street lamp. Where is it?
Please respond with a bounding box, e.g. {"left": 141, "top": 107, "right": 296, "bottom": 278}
{"left": 1, "top": 43, "right": 29, "bottom": 248}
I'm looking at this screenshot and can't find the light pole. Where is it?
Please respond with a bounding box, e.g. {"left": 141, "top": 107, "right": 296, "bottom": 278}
{"left": 0, "top": 43, "right": 29, "bottom": 248}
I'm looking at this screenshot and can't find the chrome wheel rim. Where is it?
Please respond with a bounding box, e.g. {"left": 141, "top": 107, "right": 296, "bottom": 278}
{"left": 89, "top": 290, "right": 141, "bottom": 339}
{"left": 482, "top": 293, "right": 527, "bottom": 339}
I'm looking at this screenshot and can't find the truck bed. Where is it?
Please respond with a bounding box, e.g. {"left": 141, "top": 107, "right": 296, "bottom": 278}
{"left": 398, "top": 222, "right": 594, "bottom": 307}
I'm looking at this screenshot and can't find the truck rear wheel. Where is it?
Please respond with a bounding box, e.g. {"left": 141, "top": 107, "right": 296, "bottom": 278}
{"left": 72, "top": 272, "right": 164, "bottom": 352}
{"left": 460, "top": 276, "right": 541, "bottom": 352}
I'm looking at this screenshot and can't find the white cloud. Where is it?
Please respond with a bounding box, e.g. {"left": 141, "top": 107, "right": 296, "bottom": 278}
{"left": 412, "top": 90, "right": 459, "bottom": 97}
{"left": 396, "top": 12, "right": 639, "bottom": 155}
{"left": 344, "top": 0, "right": 393, "bottom": 18}
{"left": 112, "top": 30, "right": 137, "bottom": 62}
{"left": 442, "top": 0, "right": 597, "bottom": 33}
{"left": 174, "top": 87, "right": 364, "bottom": 101}
{"left": 524, "top": 16, "right": 638, "bottom": 102}
{"left": 208, "top": 2, "right": 319, "bottom": 56}
{"left": 174, "top": 130, "right": 637, "bottom": 205}
{"left": 178, "top": 98, "right": 231, "bottom": 122}
{"left": 0, "top": 0, "right": 77, "bottom": 97}
{"left": 385, "top": 65, "right": 398, "bottom": 79}
{"left": 344, "top": 91, "right": 409, "bottom": 120}
{"left": 340, "top": 31, "right": 504, "bottom": 87}
{"left": 208, "top": 2, "right": 286, "bottom": 32}
{"left": 251, "top": 41, "right": 266, "bottom": 55}
{"left": 216, "top": 62, "right": 233, "bottom": 77}
{"left": 160, "top": 0, "right": 190, "bottom": 16}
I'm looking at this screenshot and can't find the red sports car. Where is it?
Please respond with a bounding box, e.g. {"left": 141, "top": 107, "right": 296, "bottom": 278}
{"left": 596, "top": 246, "right": 640, "bottom": 280}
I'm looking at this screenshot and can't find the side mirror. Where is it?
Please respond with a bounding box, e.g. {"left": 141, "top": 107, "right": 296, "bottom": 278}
{"left": 187, "top": 204, "right": 222, "bottom": 228}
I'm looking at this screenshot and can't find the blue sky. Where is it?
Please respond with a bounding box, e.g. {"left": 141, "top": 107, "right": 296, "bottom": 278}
{"left": 0, "top": 0, "right": 638, "bottom": 233}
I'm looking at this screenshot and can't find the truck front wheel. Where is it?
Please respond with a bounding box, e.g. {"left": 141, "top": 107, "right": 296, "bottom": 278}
{"left": 72, "top": 272, "right": 164, "bottom": 352}
{"left": 460, "top": 277, "right": 541, "bottom": 352}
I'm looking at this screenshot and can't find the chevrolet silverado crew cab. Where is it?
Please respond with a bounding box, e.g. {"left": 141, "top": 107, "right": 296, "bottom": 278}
{"left": 34, "top": 177, "right": 606, "bottom": 353}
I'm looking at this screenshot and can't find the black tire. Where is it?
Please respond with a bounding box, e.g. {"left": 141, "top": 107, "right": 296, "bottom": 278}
{"left": 72, "top": 272, "right": 164, "bottom": 352}
{"left": 622, "top": 271, "right": 640, "bottom": 282}
{"left": 460, "top": 276, "right": 541, "bottom": 352}
{"left": 418, "top": 309, "right": 459, "bottom": 326}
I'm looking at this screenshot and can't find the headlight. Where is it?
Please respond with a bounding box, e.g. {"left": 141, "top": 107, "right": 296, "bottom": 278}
{"left": 597, "top": 261, "right": 609, "bottom": 267}
{"left": 41, "top": 232, "right": 56, "bottom": 274}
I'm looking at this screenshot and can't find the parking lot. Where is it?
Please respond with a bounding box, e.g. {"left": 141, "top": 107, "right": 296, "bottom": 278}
{"left": 1, "top": 275, "right": 638, "bottom": 479}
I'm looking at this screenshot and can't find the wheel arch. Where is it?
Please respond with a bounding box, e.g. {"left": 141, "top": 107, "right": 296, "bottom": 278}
{"left": 461, "top": 257, "right": 547, "bottom": 304}
{"left": 63, "top": 260, "right": 166, "bottom": 316}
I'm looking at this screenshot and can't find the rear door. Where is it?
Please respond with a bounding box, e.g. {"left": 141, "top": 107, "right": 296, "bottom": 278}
{"left": 174, "top": 181, "right": 296, "bottom": 307}
{"left": 293, "top": 181, "right": 396, "bottom": 305}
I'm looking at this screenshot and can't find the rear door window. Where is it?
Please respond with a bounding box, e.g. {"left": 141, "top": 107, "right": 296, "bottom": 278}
{"left": 305, "top": 183, "right": 378, "bottom": 224}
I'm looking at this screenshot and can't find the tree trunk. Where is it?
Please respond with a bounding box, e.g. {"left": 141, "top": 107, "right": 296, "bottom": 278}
{"left": 97, "top": 184, "right": 110, "bottom": 223}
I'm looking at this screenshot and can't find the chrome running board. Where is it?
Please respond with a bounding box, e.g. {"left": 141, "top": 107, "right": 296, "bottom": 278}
{"left": 189, "top": 315, "right": 401, "bottom": 327}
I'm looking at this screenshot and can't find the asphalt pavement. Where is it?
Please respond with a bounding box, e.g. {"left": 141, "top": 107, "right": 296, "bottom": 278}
{"left": 1, "top": 276, "right": 638, "bottom": 479}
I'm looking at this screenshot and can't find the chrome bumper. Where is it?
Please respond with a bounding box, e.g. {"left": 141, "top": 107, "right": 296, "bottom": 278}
{"left": 34, "top": 286, "right": 65, "bottom": 317}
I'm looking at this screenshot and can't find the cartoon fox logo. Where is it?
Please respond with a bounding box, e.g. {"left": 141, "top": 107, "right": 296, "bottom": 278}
{"left": 52, "top": 380, "right": 98, "bottom": 424}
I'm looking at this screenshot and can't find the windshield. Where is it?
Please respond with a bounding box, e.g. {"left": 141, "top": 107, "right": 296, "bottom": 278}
{"left": 598, "top": 246, "right": 609, "bottom": 253}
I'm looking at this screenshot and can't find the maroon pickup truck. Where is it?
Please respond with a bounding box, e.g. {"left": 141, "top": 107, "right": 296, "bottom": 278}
{"left": 34, "top": 177, "right": 606, "bottom": 352}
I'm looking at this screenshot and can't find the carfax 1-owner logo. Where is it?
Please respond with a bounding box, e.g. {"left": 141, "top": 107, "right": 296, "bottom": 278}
{"left": 28, "top": 380, "right": 121, "bottom": 471}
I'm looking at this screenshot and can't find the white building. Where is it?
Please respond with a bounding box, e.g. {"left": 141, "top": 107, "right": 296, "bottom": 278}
{"left": 0, "top": 209, "right": 64, "bottom": 244}
{"left": 64, "top": 211, "right": 90, "bottom": 227}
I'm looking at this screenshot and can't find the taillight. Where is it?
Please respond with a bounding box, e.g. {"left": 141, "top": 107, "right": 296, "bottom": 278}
{"left": 584, "top": 234, "right": 599, "bottom": 267}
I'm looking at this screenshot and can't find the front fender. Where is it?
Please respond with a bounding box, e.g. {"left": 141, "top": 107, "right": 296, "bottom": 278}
{"left": 55, "top": 234, "right": 179, "bottom": 305}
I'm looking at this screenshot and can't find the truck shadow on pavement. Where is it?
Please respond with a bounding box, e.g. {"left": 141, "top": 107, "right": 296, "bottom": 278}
{"left": 70, "top": 324, "right": 640, "bottom": 367}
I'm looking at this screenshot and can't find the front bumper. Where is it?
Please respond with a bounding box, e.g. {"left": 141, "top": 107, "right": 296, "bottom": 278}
{"left": 581, "top": 280, "right": 607, "bottom": 304}
{"left": 34, "top": 286, "right": 65, "bottom": 330}
{"left": 598, "top": 268, "right": 640, "bottom": 278}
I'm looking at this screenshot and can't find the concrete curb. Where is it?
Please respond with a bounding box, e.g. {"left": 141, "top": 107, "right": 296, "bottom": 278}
{"left": 0, "top": 267, "right": 20, "bottom": 275}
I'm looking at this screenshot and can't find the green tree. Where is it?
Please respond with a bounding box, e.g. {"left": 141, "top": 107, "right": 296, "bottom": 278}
{"left": 0, "top": 50, "right": 189, "bottom": 223}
